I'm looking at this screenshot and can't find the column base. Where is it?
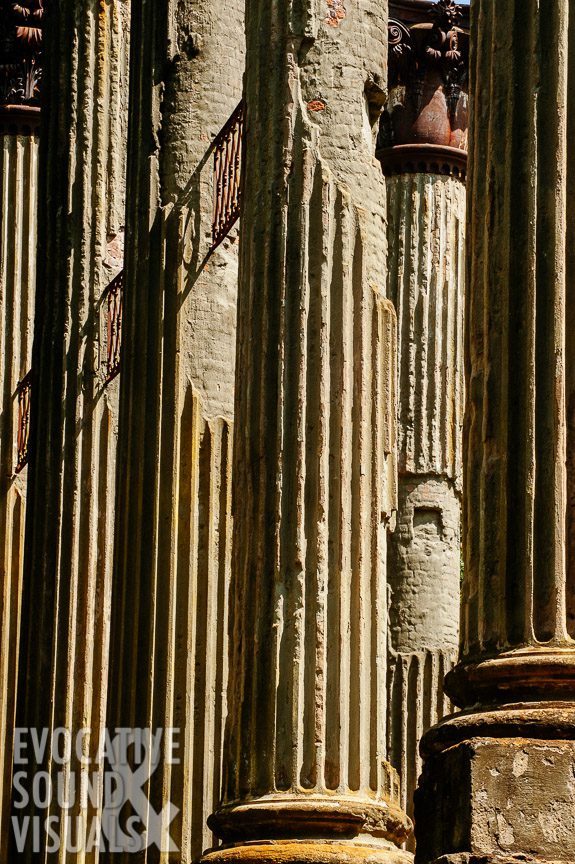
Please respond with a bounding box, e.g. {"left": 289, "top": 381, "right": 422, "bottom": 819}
{"left": 421, "top": 703, "right": 575, "bottom": 756}
{"left": 202, "top": 839, "right": 412, "bottom": 864}
{"left": 209, "top": 795, "right": 411, "bottom": 845}
{"left": 444, "top": 648, "right": 575, "bottom": 708}
{"left": 415, "top": 706, "right": 575, "bottom": 863}
{"left": 204, "top": 793, "right": 413, "bottom": 864}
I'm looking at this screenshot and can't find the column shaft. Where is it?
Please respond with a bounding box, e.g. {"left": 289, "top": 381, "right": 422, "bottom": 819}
{"left": 203, "top": 2, "right": 410, "bottom": 862}
{"left": 0, "top": 12, "right": 42, "bottom": 856}
{"left": 0, "top": 128, "right": 38, "bottom": 860}
{"left": 380, "top": 2, "right": 469, "bottom": 840}
{"left": 452, "top": 0, "right": 572, "bottom": 696}
{"left": 9, "top": 2, "right": 130, "bottom": 859}
{"left": 386, "top": 171, "right": 463, "bottom": 838}
{"left": 106, "top": 0, "right": 243, "bottom": 858}
{"left": 416, "top": 3, "right": 575, "bottom": 862}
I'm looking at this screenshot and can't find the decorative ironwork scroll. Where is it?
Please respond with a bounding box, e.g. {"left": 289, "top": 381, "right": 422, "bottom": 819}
{"left": 105, "top": 271, "right": 123, "bottom": 383}
{"left": 15, "top": 369, "right": 32, "bottom": 473}
{"left": 211, "top": 101, "right": 244, "bottom": 251}
{"left": 388, "top": 0, "right": 467, "bottom": 93}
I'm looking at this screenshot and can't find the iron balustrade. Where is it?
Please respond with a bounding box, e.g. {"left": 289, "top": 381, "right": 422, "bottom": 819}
{"left": 211, "top": 101, "right": 244, "bottom": 250}
{"left": 15, "top": 370, "right": 32, "bottom": 473}
{"left": 105, "top": 271, "right": 123, "bottom": 383}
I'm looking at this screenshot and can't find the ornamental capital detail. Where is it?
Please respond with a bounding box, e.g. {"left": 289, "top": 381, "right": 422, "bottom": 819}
{"left": 0, "top": 0, "right": 43, "bottom": 109}
{"left": 388, "top": 3, "right": 467, "bottom": 92}
{"left": 377, "top": 0, "right": 469, "bottom": 175}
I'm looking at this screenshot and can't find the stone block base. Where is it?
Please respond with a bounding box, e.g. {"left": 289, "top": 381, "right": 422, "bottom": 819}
{"left": 202, "top": 840, "right": 413, "bottom": 864}
{"left": 415, "top": 737, "right": 575, "bottom": 863}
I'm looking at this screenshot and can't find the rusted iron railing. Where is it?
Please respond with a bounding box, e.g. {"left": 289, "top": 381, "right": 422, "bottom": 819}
{"left": 15, "top": 370, "right": 32, "bottom": 473}
{"left": 211, "top": 101, "right": 244, "bottom": 250}
{"left": 105, "top": 271, "right": 123, "bottom": 383}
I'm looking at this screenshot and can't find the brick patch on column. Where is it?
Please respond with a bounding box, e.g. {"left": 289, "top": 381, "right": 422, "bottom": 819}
{"left": 326, "top": 0, "right": 346, "bottom": 26}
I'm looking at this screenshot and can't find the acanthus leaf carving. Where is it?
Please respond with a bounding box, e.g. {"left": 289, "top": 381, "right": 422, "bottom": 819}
{"left": 0, "top": 0, "right": 43, "bottom": 107}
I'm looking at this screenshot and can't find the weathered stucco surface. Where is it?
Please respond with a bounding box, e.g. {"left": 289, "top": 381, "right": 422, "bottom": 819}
{"left": 418, "top": 737, "right": 575, "bottom": 863}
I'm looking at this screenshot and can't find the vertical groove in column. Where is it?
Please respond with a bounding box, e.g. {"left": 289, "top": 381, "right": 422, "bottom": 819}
{"left": 387, "top": 650, "right": 457, "bottom": 845}
{"left": 566, "top": 0, "right": 575, "bottom": 639}
{"left": 183, "top": 410, "right": 233, "bottom": 859}
{"left": 10, "top": 3, "right": 130, "bottom": 861}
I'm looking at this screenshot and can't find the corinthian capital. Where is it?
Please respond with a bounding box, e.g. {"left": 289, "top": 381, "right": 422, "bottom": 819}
{"left": 0, "top": 0, "right": 43, "bottom": 107}
{"left": 378, "top": 0, "right": 469, "bottom": 176}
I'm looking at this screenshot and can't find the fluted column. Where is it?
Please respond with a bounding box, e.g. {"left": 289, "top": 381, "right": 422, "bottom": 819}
{"left": 202, "top": 3, "right": 411, "bottom": 864}
{"left": 106, "top": 0, "right": 243, "bottom": 859}
{"left": 8, "top": 2, "right": 129, "bottom": 860}
{"left": 385, "top": 173, "right": 463, "bottom": 839}
{"left": 415, "top": 2, "right": 575, "bottom": 862}
{"left": 378, "top": 1, "right": 468, "bottom": 842}
{"left": 0, "top": 12, "right": 41, "bottom": 857}
{"left": 0, "top": 123, "right": 38, "bottom": 862}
